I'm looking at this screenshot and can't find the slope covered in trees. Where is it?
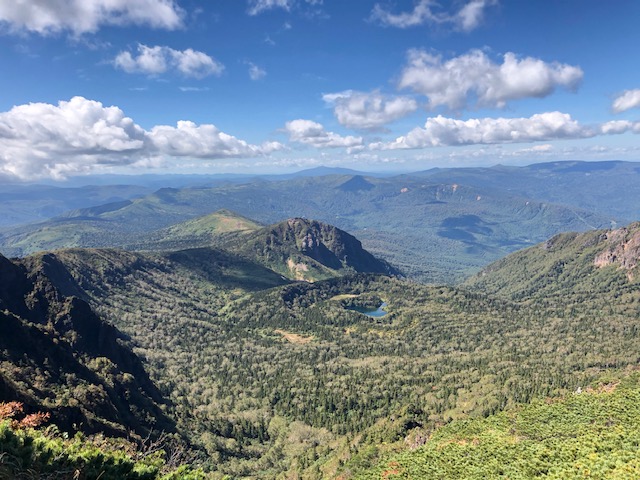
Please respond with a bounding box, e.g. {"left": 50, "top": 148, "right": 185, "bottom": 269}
{"left": 359, "top": 374, "right": 640, "bottom": 479}
{"left": 464, "top": 222, "right": 640, "bottom": 302}
{"left": 22, "top": 247, "right": 640, "bottom": 477}
{"left": 129, "top": 209, "right": 263, "bottom": 252}
{"left": 0, "top": 253, "right": 174, "bottom": 439}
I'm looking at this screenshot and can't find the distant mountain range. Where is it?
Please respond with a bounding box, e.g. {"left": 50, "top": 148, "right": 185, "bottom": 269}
{"left": 0, "top": 184, "right": 151, "bottom": 228}
{"left": 3, "top": 160, "right": 637, "bottom": 283}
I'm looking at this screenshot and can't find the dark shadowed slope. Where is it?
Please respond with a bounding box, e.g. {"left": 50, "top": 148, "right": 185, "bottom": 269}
{"left": 0, "top": 253, "right": 174, "bottom": 438}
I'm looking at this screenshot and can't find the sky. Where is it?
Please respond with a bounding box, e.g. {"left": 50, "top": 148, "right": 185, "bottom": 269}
{"left": 1, "top": 0, "right": 640, "bottom": 181}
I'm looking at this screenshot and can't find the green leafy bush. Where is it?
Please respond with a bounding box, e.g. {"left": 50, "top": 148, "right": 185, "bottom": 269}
{"left": 0, "top": 402, "right": 205, "bottom": 480}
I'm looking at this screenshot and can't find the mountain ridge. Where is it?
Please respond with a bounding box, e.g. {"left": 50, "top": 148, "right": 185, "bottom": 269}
{"left": 3, "top": 214, "right": 640, "bottom": 477}
{"left": 1, "top": 163, "right": 626, "bottom": 283}
{"left": 223, "top": 217, "right": 399, "bottom": 281}
{"left": 464, "top": 221, "right": 640, "bottom": 301}
{"left": 0, "top": 252, "right": 174, "bottom": 438}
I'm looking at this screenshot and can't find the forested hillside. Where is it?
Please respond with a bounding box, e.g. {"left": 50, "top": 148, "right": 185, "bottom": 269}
{"left": 129, "top": 209, "right": 263, "bottom": 252}
{"left": 0, "top": 253, "right": 174, "bottom": 439}
{"left": 465, "top": 222, "right": 640, "bottom": 301}
{"left": 360, "top": 373, "right": 640, "bottom": 479}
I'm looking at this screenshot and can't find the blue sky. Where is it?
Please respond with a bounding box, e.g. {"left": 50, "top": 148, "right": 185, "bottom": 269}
{"left": 1, "top": 0, "right": 639, "bottom": 181}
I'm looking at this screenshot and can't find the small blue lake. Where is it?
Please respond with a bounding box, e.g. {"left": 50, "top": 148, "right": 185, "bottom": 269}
{"left": 346, "top": 302, "right": 388, "bottom": 318}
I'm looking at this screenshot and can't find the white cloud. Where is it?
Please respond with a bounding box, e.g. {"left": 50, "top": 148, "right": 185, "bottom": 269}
{"left": 179, "top": 87, "right": 210, "bottom": 92}
{"left": 247, "top": 0, "right": 323, "bottom": 15}
{"left": 0, "top": 97, "right": 145, "bottom": 180}
{"left": 600, "top": 120, "right": 640, "bottom": 135}
{"left": 399, "top": 49, "right": 583, "bottom": 110}
{"left": 457, "top": 0, "right": 494, "bottom": 31}
{"left": 600, "top": 120, "right": 633, "bottom": 135}
{"left": 0, "top": 97, "right": 283, "bottom": 180}
{"left": 612, "top": 89, "right": 640, "bottom": 113}
{"left": 322, "top": 90, "right": 418, "bottom": 130}
{"left": 149, "top": 121, "right": 283, "bottom": 158}
{"left": 530, "top": 144, "right": 553, "bottom": 152}
{"left": 248, "top": 0, "right": 291, "bottom": 15}
{"left": 247, "top": 62, "right": 267, "bottom": 80}
{"left": 511, "top": 144, "right": 554, "bottom": 156}
{"left": 285, "top": 119, "right": 363, "bottom": 148}
{"left": 372, "top": 112, "right": 595, "bottom": 150}
{"left": 371, "top": 1, "right": 440, "bottom": 28}
{"left": 0, "top": 0, "right": 183, "bottom": 35}
{"left": 370, "top": 0, "right": 496, "bottom": 32}
{"left": 114, "top": 44, "right": 224, "bottom": 78}
{"left": 402, "top": 143, "right": 640, "bottom": 168}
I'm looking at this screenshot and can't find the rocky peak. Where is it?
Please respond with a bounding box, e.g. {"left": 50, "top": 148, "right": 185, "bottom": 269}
{"left": 226, "top": 218, "right": 398, "bottom": 281}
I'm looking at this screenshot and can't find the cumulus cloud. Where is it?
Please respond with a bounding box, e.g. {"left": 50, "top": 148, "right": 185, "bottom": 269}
{"left": 372, "top": 112, "right": 595, "bottom": 150}
{"left": 148, "top": 121, "right": 283, "bottom": 158}
{"left": 0, "top": 97, "right": 145, "bottom": 180}
{"left": 285, "top": 119, "right": 363, "bottom": 148}
{"left": 600, "top": 120, "right": 640, "bottom": 135}
{"left": 0, "top": 97, "right": 282, "bottom": 180}
{"left": 457, "top": 0, "right": 495, "bottom": 31}
{"left": 612, "top": 89, "right": 640, "bottom": 113}
{"left": 399, "top": 49, "right": 583, "bottom": 110}
{"left": 322, "top": 90, "right": 418, "bottom": 130}
{"left": 0, "top": 0, "right": 183, "bottom": 35}
{"left": 600, "top": 120, "right": 632, "bottom": 135}
{"left": 370, "top": 0, "right": 496, "bottom": 32}
{"left": 114, "top": 44, "right": 224, "bottom": 78}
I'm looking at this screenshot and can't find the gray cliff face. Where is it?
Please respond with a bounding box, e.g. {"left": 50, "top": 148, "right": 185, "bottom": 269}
{"left": 593, "top": 223, "right": 640, "bottom": 276}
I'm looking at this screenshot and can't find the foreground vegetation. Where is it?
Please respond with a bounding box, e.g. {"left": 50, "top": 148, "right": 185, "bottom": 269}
{"left": 359, "top": 373, "right": 640, "bottom": 479}
{"left": 0, "top": 402, "right": 204, "bottom": 480}
{"left": 5, "top": 372, "right": 640, "bottom": 480}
